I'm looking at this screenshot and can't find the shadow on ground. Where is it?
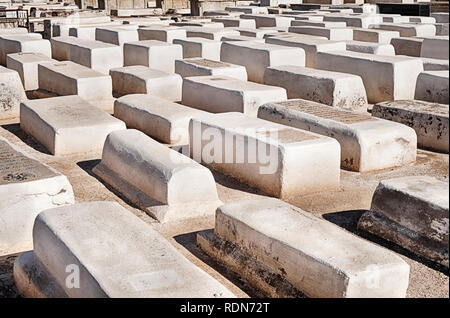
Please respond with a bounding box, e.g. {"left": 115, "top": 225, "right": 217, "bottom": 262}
{"left": 1, "top": 123, "right": 50, "bottom": 155}
{"left": 323, "top": 210, "right": 449, "bottom": 275}
{"left": 174, "top": 231, "right": 265, "bottom": 298}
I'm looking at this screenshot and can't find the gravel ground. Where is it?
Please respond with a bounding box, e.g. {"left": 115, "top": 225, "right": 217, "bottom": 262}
{"left": 0, "top": 118, "right": 448, "bottom": 298}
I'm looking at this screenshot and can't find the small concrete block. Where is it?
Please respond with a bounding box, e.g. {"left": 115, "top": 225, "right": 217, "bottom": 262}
{"left": 114, "top": 94, "right": 208, "bottom": 145}
{"left": 288, "top": 26, "right": 353, "bottom": 40}
{"left": 322, "top": 14, "right": 382, "bottom": 28}
{"left": 95, "top": 27, "right": 139, "bottom": 46}
{"left": 182, "top": 75, "right": 287, "bottom": 116}
{"left": 172, "top": 37, "right": 222, "bottom": 60}
{"left": 431, "top": 13, "right": 449, "bottom": 24}
{"left": 345, "top": 40, "right": 395, "bottom": 55}
{"left": 6, "top": 52, "right": 54, "bottom": 91}
{"left": 138, "top": 26, "right": 187, "bottom": 43}
{"left": 221, "top": 35, "right": 265, "bottom": 43}
{"left": 175, "top": 58, "right": 247, "bottom": 81}
{"left": 211, "top": 18, "right": 256, "bottom": 28}
{"left": 414, "top": 70, "right": 449, "bottom": 105}
{"left": 358, "top": 176, "right": 449, "bottom": 267}
{"left": 185, "top": 26, "right": 240, "bottom": 41}
{"left": 93, "top": 130, "right": 222, "bottom": 222}
{"left": 236, "top": 28, "right": 279, "bottom": 39}
{"left": 220, "top": 41, "right": 305, "bottom": 83}
{"left": 373, "top": 23, "right": 436, "bottom": 37}
{"left": 372, "top": 100, "right": 449, "bottom": 153}
{"left": 390, "top": 37, "right": 423, "bottom": 57}
{"left": 351, "top": 28, "right": 400, "bottom": 44}
{"left": 37, "top": 61, "right": 114, "bottom": 111}
{"left": 123, "top": 40, "right": 183, "bottom": 73}
{"left": 0, "top": 136, "right": 74, "bottom": 255}
{"left": 420, "top": 36, "right": 449, "bottom": 60}
{"left": 189, "top": 112, "right": 340, "bottom": 198}
{"left": 20, "top": 96, "right": 126, "bottom": 156}
{"left": 110, "top": 66, "right": 182, "bottom": 101}
{"left": 265, "top": 34, "right": 344, "bottom": 68}
{"left": 262, "top": 65, "right": 367, "bottom": 111}
{"left": 239, "top": 14, "right": 293, "bottom": 28}
{"left": 0, "top": 34, "right": 51, "bottom": 66}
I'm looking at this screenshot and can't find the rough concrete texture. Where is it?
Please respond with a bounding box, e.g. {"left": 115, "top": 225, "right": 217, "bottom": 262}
{"left": 93, "top": 129, "right": 222, "bottom": 223}
{"left": 20, "top": 96, "right": 126, "bottom": 156}
{"left": 207, "top": 198, "right": 410, "bottom": 298}
{"left": 358, "top": 176, "right": 449, "bottom": 267}
{"left": 262, "top": 65, "right": 367, "bottom": 111}
{"left": 316, "top": 51, "right": 424, "bottom": 103}
{"left": 372, "top": 100, "right": 449, "bottom": 153}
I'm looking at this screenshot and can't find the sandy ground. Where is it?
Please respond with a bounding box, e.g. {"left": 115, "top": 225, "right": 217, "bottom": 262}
{"left": 0, "top": 117, "right": 448, "bottom": 298}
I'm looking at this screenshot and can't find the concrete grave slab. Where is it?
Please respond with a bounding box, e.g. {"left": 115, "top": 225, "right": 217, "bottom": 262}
{"left": 345, "top": 40, "right": 395, "bottom": 55}
{"left": 198, "top": 198, "right": 410, "bottom": 297}
{"left": 372, "top": 100, "right": 449, "bottom": 153}
{"left": 95, "top": 27, "right": 139, "bottom": 46}
{"left": 189, "top": 112, "right": 340, "bottom": 198}
{"left": 184, "top": 26, "right": 240, "bottom": 41}
{"left": 14, "top": 201, "right": 235, "bottom": 297}
{"left": 93, "top": 130, "right": 222, "bottom": 222}
{"left": 358, "top": 177, "right": 449, "bottom": 267}
{"left": 262, "top": 65, "right": 367, "bottom": 111}
{"left": 20, "top": 96, "right": 126, "bottom": 156}
{"left": 37, "top": 61, "right": 114, "bottom": 111}
{"left": 172, "top": 37, "right": 222, "bottom": 60}
{"left": 110, "top": 66, "right": 182, "bottom": 101}
{"left": 265, "top": 34, "right": 344, "bottom": 67}
{"left": 182, "top": 75, "right": 287, "bottom": 116}
{"left": 414, "top": 70, "right": 449, "bottom": 105}
{"left": 288, "top": 26, "right": 353, "bottom": 40}
{"left": 123, "top": 40, "right": 183, "bottom": 73}
{"left": 49, "top": 36, "right": 123, "bottom": 74}
{"left": 0, "top": 137, "right": 74, "bottom": 256}
{"left": 220, "top": 41, "right": 305, "bottom": 83}
{"left": 138, "top": 26, "right": 187, "bottom": 43}
{"left": 420, "top": 36, "right": 449, "bottom": 60}
{"left": 6, "top": 52, "right": 54, "bottom": 91}
{"left": 351, "top": 27, "right": 400, "bottom": 44}
{"left": 211, "top": 18, "right": 256, "bottom": 28}
{"left": 316, "top": 51, "right": 424, "bottom": 103}
{"left": 258, "top": 99, "right": 417, "bottom": 171}
{"left": 390, "top": 37, "right": 423, "bottom": 57}
{"left": 0, "top": 66, "right": 27, "bottom": 120}
{"left": 0, "top": 34, "right": 51, "bottom": 66}
{"left": 372, "top": 23, "right": 436, "bottom": 37}
{"left": 175, "top": 58, "right": 247, "bottom": 81}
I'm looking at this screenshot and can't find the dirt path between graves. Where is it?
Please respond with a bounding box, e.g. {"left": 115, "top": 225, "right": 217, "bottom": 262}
{"left": 0, "top": 119, "right": 448, "bottom": 298}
